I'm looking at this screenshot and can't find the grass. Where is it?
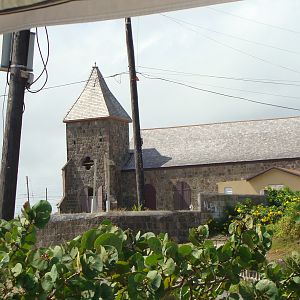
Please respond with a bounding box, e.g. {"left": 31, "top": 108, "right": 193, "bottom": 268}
{"left": 267, "top": 237, "right": 300, "bottom": 261}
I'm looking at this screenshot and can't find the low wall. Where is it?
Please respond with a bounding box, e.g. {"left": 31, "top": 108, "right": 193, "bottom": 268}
{"left": 37, "top": 211, "right": 212, "bottom": 247}
{"left": 37, "top": 194, "right": 266, "bottom": 247}
{"left": 197, "top": 193, "right": 266, "bottom": 218}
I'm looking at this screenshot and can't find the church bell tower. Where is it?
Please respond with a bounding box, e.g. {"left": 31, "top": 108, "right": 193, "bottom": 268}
{"left": 59, "top": 66, "right": 132, "bottom": 213}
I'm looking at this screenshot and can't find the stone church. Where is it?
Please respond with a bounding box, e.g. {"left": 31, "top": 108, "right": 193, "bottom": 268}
{"left": 58, "top": 66, "right": 300, "bottom": 213}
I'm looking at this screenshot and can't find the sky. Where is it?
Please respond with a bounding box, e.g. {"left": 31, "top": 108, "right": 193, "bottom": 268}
{"left": 1, "top": 0, "right": 300, "bottom": 214}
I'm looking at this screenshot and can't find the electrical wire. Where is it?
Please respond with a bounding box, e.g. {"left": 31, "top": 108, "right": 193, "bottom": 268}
{"left": 138, "top": 72, "right": 300, "bottom": 112}
{"left": 141, "top": 72, "right": 300, "bottom": 100}
{"left": 161, "top": 14, "right": 300, "bottom": 75}
{"left": 160, "top": 14, "right": 300, "bottom": 55}
{"left": 209, "top": 7, "right": 300, "bottom": 35}
{"left": 27, "top": 27, "right": 49, "bottom": 93}
{"left": 137, "top": 66, "right": 300, "bottom": 87}
{"left": 0, "top": 72, "right": 128, "bottom": 99}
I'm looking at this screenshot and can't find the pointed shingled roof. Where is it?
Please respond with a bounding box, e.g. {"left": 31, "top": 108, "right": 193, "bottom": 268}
{"left": 64, "top": 66, "right": 132, "bottom": 123}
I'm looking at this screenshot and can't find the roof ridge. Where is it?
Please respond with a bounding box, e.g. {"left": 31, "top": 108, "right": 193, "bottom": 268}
{"left": 141, "top": 115, "right": 300, "bottom": 131}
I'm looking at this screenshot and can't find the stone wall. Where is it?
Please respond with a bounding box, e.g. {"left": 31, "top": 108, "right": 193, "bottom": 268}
{"left": 38, "top": 194, "right": 266, "bottom": 247}
{"left": 60, "top": 119, "right": 129, "bottom": 213}
{"left": 37, "top": 211, "right": 211, "bottom": 247}
{"left": 197, "top": 193, "right": 266, "bottom": 218}
{"left": 121, "top": 158, "right": 300, "bottom": 210}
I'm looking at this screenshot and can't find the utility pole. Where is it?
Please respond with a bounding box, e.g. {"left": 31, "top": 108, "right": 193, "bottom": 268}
{"left": 0, "top": 30, "right": 31, "bottom": 220}
{"left": 26, "top": 176, "right": 30, "bottom": 203}
{"left": 125, "top": 17, "right": 145, "bottom": 208}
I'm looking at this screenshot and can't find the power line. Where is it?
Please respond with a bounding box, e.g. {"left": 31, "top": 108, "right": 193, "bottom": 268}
{"left": 138, "top": 66, "right": 300, "bottom": 87}
{"left": 209, "top": 7, "right": 300, "bottom": 35}
{"left": 27, "top": 27, "right": 50, "bottom": 93}
{"left": 161, "top": 14, "right": 300, "bottom": 75}
{"left": 160, "top": 14, "right": 300, "bottom": 55}
{"left": 138, "top": 72, "right": 300, "bottom": 112}
{"left": 141, "top": 72, "right": 300, "bottom": 100}
{"left": 0, "top": 72, "right": 128, "bottom": 98}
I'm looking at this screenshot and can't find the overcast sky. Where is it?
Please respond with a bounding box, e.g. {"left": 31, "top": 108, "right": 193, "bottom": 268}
{"left": 1, "top": 0, "right": 300, "bottom": 214}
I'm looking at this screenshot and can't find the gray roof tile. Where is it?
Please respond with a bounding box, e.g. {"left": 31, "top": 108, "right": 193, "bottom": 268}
{"left": 64, "top": 67, "right": 131, "bottom": 123}
{"left": 123, "top": 117, "right": 300, "bottom": 170}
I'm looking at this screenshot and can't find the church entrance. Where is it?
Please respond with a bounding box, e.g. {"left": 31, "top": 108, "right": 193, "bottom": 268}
{"left": 173, "top": 181, "right": 191, "bottom": 210}
{"left": 144, "top": 184, "right": 156, "bottom": 210}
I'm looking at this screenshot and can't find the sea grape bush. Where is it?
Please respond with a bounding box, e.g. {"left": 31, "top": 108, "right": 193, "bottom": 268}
{"left": 0, "top": 201, "right": 300, "bottom": 299}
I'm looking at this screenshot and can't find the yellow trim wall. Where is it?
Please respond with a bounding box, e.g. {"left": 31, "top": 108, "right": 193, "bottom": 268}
{"left": 217, "top": 168, "right": 300, "bottom": 195}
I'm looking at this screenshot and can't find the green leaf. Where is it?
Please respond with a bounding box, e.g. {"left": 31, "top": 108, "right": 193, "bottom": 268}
{"left": 237, "top": 245, "right": 252, "bottom": 264}
{"left": 147, "top": 237, "right": 162, "bottom": 254}
{"left": 244, "top": 215, "right": 254, "bottom": 229}
{"left": 145, "top": 253, "right": 163, "bottom": 267}
{"left": 220, "top": 241, "right": 233, "bottom": 259}
{"left": 32, "top": 200, "right": 52, "bottom": 229}
{"left": 134, "top": 273, "right": 146, "bottom": 283}
{"left": 101, "top": 219, "right": 112, "bottom": 226}
{"left": 141, "top": 232, "right": 156, "bottom": 239}
{"left": 163, "top": 258, "right": 175, "bottom": 276}
{"left": 228, "top": 293, "right": 240, "bottom": 300}
{"left": 81, "top": 229, "right": 97, "bottom": 251}
{"left": 41, "top": 274, "right": 54, "bottom": 292}
{"left": 229, "top": 222, "right": 237, "bottom": 234}
{"left": 178, "top": 244, "right": 192, "bottom": 257}
{"left": 293, "top": 276, "right": 300, "bottom": 284}
{"left": 28, "top": 249, "right": 48, "bottom": 270}
{"left": 12, "top": 263, "right": 22, "bottom": 277}
{"left": 0, "top": 251, "right": 9, "bottom": 267}
{"left": 50, "top": 264, "right": 58, "bottom": 282}
{"left": 94, "top": 233, "right": 122, "bottom": 254}
{"left": 147, "top": 270, "right": 162, "bottom": 290}
{"left": 239, "top": 281, "right": 255, "bottom": 299}
{"left": 130, "top": 252, "right": 145, "bottom": 271}
{"left": 256, "top": 279, "right": 279, "bottom": 300}
{"left": 99, "top": 283, "right": 114, "bottom": 300}
{"left": 4, "top": 231, "right": 12, "bottom": 243}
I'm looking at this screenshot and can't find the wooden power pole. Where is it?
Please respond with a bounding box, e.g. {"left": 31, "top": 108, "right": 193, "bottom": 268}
{"left": 125, "top": 17, "right": 145, "bottom": 207}
{"left": 0, "top": 30, "right": 31, "bottom": 220}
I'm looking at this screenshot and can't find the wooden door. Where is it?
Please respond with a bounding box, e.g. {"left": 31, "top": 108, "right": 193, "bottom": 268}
{"left": 145, "top": 184, "right": 156, "bottom": 210}
{"left": 174, "top": 181, "right": 191, "bottom": 210}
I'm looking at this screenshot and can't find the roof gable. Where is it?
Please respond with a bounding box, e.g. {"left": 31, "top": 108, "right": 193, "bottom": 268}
{"left": 247, "top": 167, "right": 300, "bottom": 181}
{"left": 64, "top": 67, "right": 132, "bottom": 123}
{"left": 123, "top": 117, "right": 300, "bottom": 170}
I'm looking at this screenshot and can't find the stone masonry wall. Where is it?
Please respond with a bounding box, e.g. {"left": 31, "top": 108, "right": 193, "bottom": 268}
{"left": 60, "top": 119, "right": 129, "bottom": 213}
{"left": 37, "top": 211, "right": 212, "bottom": 247}
{"left": 121, "top": 158, "right": 300, "bottom": 210}
{"left": 38, "top": 194, "right": 266, "bottom": 247}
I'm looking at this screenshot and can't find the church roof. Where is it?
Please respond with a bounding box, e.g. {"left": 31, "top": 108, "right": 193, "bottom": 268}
{"left": 64, "top": 67, "right": 132, "bottom": 123}
{"left": 123, "top": 116, "right": 300, "bottom": 170}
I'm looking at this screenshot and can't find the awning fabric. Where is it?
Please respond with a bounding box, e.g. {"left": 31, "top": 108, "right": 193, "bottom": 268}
{"left": 0, "top": 0, "right": 240, "bottom": 34}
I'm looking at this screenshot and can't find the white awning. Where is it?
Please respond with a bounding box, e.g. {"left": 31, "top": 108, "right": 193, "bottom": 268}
{"left": 0, "top": 0, "right": 240, "bottom": 34}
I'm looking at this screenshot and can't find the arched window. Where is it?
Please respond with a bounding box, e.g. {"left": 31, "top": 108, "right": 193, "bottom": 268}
{"left": 144, "top": 184, "right": 156, "bottom": 210}
{"left": 173, "top": 181, "right": 191, "bottom": 210}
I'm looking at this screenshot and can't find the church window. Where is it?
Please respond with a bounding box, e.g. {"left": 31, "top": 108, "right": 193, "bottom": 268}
{"left": 224, "top": 187, "right": 233, "bottom": 195}
{"left": 82, "top": 157, "right": 94, "bottom": 170}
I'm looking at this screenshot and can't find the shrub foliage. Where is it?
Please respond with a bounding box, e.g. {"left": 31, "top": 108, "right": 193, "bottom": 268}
{"left": 0, "top": 200, "right": 300, "bottom": 299}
